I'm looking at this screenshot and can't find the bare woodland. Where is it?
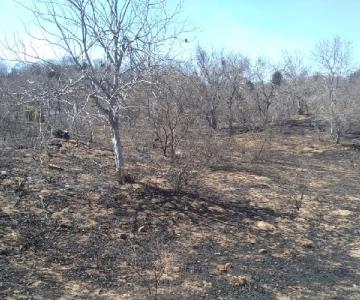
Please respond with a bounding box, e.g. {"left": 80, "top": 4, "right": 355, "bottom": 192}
{"left": 1, "top": 1, "right": 360, "bottom": 299}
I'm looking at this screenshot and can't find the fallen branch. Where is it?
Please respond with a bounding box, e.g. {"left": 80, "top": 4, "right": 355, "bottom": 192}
{"left": 48, "top": 164, "right": 64, "bottom": 171}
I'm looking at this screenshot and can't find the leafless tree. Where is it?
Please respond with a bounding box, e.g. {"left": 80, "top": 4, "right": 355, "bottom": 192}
{"left": 195, "top": 48, "right": 250, "bottom": 131}
{"left": 5, "top": 0, "right": 186, "bottom": 179}
{"left": 313, "top": 36, "right": 352, "bottom": 143}
{"left": 195, "top": 47, "right": 224, "bottom": 130}
{"left": 249, "top": 58, "right": 279, "bottom": 128}
{"left": 279, "top": 52, "right": 311, "bottom": 116}
{"left": 147, "top": 65, "right": 196, "bottom": 159}
{"left": 220, "top": 54, "right": 250, "bottom": 132}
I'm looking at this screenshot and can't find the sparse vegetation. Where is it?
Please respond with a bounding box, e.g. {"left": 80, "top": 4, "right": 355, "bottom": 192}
{"left": 0, "top": 1, "right": 360, "bottom": 299}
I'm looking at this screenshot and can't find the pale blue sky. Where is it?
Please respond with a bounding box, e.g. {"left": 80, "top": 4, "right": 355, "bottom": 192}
{"left": 0, "top": 0, "right": 359, "bottom": 67}
{"left": 181, "top": 0, "right": 360, "bottom": 67}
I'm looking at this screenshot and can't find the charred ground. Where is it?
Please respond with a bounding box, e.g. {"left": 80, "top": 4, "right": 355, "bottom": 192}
{"left": 1, "top": 120, "right": 360, "bottom": 299}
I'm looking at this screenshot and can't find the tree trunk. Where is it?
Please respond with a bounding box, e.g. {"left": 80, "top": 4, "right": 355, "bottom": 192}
{"left": 228, "top": 100, "right": 234, "bottom": 132}
{"left": 335, "top": 130, "right": 341, "bottom": 144}
{"left": 110, "top": 117, "right": 124, "bottom": 177}
{"left": 297, "top": 99, "right": 308, "bottom": 115}
{"left": 206, "top": 107, "right": 217, "bottom": 129}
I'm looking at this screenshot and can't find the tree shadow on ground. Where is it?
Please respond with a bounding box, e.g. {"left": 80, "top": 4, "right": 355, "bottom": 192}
{"left": 101, "top": 183, "right": 286, "bottom": 230}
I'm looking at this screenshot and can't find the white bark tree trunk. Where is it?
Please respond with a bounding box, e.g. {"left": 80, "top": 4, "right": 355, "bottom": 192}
{"left": 110, "top": 117, "right": 124, "bottom": 172}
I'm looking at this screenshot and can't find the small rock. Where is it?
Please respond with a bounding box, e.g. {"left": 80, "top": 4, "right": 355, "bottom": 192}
{"left": 218, "top": 262, "right": 233, "bottom": 273}
{"left": 40, "top": 189, "right": 52, "bottom": 196}
{"left": 0, "top": 171, "right": 7, "bottom": 176}
{"left": 301, "top": 240, "right": 314, "bottom": 249}
{"left": 229, "top": 275, "right": 249, "bottom": 286}
{"left": 258, "top": 248, "right": 268, "bottom": 254}
{"left": 173, "top": 266, "right": 181, "bottom": 272}
{"left": 151, "top": 198, "right": 161, "bottom": 204}
{"left": 256, "top": 221, "right": 276, "bottom": 231}
{"left": 163, "top": 202, "right": 175, "bottom": 209}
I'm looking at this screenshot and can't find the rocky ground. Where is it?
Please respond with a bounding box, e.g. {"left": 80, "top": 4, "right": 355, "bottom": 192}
{"left": 1, "top": 121, "right": 360, "bottom": 299}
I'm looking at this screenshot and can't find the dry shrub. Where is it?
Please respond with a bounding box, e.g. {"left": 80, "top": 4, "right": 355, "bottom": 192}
{"left": 125, "top": 231, "right": 176, "bottom": 300}
{"left": 165, "top": 128, "right": 224, "bottom": 192}
{"left": 250, "top": 129, "right": 274, "bottom": 163}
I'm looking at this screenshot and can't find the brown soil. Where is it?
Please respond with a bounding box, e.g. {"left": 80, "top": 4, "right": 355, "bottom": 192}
{"left": 1, "top": 125, "right": 360, "bottom": 299}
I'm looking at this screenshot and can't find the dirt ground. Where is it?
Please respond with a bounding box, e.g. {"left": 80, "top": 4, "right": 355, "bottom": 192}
{"left": 1, "top": 122, "right": 360, "bottom": 299}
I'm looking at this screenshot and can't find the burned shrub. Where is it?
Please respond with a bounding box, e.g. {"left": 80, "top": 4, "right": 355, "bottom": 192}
{"left": 53, "top": 129, "right": 70, "bottom": 140}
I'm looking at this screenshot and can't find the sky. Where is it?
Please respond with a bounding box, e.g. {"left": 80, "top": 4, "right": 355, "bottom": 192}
{"left": 0, "top": 0, "right": 359, "bottom": 68}
{"left": 180, "top": 0, "right": 360, "bottom": 66}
